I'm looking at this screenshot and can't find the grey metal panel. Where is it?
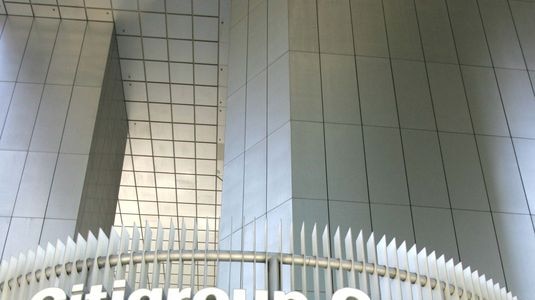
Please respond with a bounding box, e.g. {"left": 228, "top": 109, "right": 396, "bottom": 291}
{"left": 47, "top": 21, "right": 86, "bottom": 85}
{"left": 2, "top": 217, "right": 44, "bottom": 261}
{"left": 440, "top": 132, "right": 489, "bottom": 211}
{"left": 493, "top": 213, "right": 535, "bottom": 300}
{"left": 477, "top": 135, "right": 528, "bottom": 214}
{"left": 412, "top": 207, "right": 458, "bottom": 262}
{"left": 461, "top": 66, "right": 509, "bottom": 137}
{"left": 0, "top": 83, "right": 43, "bottom": 150}
{"left": 245, "top": 71, "right": 267, "bottom": 149}
{"left": 267, "top": 53, "right": 290, "bottom": 134}
{"left": 320, "top": 54, "right": 360, "bottom": 125}
{"left": 402, "top": 129, "right": 449, "bottom": 208}
{"left": 266, "top": 0, "right": 288, "bottom": 64}
{"left": 60, "top": 86, "right": 100, "bottom": 155}
{"left": 12, "top": 152, "right": 57, "bottom": 218}
{"left": 18, "top": 19, "right": 59, "bottom": 83}
{"left": 478, "top": 0, "right": 524, "bottom": 69}
{"left": 291, "top": 121, "right": 327, "bottom": 200}
{"left": 446, "top": 0, "right": 491, "bottom": 66}
{"left": 0, "top": 17, "right": 32, "bottom": 82}
{"left": 40, "top": 219, "right": 76, "bottom": 246}
{"left": 30, "top": 85, "right": 71, "bottom": 153}
{"left": 0, "top": 217, "right": 8, "bottom": 259}
{"left": 317, "top": 0, "right": 353, "bottom": 55}
{"left": 325, "top": 123, "right": 367, "bottom": 203}
{"left": 289, "top": 52, "right": 323, "bottom": 123}
{"left": 513, "top": 138, "right": 535, "bottom": 218}
{"left": 288, "top": 0, "right": 318, "bottom": 53}
{"left": 383, "top": 0, "right": 423, "bottom": 60}
{"left": 266, "top": 122, "right": 292, "bottom": 211}
{"left": 414, "top": 0, "right": 457, "bottom": 63}
{"left": 0, "top": 82, "right": 15, "bottom": 136}
{"left": 45, "top": 153, "right": 89, "bottom": 219}
{"left": 357, "top": 56, "right": 398, "bottom": 128}
{"left": 227, "top": 16, "right": 247, "bottom": 95}
{"left": 247, "top": 0, "right": 267, "bottom": 79}
{"left": 243, "top": 140, "right": 267, "bottom": 225}
{"left": 223, "top": 86, "right": 245, "bottom": 163}
{"left": 75, "top": 22, "right": 113, "bottom": 86}
{"left": 510, "top": 1, "right": 535, "bottom": 70}
{"left": 495, "top": 68, "right": 535, "bottom": 139}
{"left": 351, "top": 0, "right": 388, "bottom": 58}
{"left": 391, "top": 59, "right": 435, "bottom": 131}
{"left": 426, "top": 62, "right": 472, "bottom": 134}
{"left": 0, "top": 150, "right": 26, "bottom": 216}
{"left": 371, "top": 204, "right": 415, "bottom": 245}
{"left": 364, "top": 126, "right": 409, "bottom": 206}
{"left": 220, "top": 153, "right": 244, "bottom": 238}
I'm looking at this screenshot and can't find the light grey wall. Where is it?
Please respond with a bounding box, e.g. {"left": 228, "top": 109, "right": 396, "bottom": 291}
{"left": 0, "top": 16, "right": 125, "bottom": 261}
{"left": 219, "top": 0, "right": 535, "bottom": 298}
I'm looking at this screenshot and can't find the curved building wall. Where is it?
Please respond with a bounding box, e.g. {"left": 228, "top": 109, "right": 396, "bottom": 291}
{"left": 220, "top": 0, "right": 535, "bottom": 299}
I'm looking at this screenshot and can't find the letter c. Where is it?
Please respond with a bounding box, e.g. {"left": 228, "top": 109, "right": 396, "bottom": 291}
{"left": 331, "top": 288, "right": 370, "bottom": 300}
{"left": 193, "top": 288, "right": 229, "bottom": 300}
{"left": 31, "top": 287, "right": 67, "bottom": 300}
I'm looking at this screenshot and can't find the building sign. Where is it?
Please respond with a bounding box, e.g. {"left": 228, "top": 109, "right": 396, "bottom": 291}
{"left": 31, "top": 282, "right": 370, "bottom": 300}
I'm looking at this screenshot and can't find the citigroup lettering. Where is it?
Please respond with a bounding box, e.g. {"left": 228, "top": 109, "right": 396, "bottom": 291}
{"left": 31, "top": 281, "right": 371, "bottom": 300}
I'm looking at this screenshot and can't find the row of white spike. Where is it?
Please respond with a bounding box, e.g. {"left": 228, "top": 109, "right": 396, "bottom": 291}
{"left": 0, "top": 220, "right": 516, "bottom": 300}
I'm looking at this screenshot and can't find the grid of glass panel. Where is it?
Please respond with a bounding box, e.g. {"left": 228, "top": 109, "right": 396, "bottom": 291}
{"left": 0, "top": 0, "right": 225, "bottom": 287}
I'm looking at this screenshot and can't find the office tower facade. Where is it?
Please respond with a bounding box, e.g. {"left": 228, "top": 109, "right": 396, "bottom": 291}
{"left": 219, "top": 1, "right": 535, "bottom": 299}
{"left": 0, "top": 0, "right": 534, "bottom": 298}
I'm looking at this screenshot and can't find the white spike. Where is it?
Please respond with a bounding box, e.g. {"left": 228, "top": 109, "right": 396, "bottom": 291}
{"left": 436, "top": 256, "right": 450, "bottom": 300}
{"left": 190, "top": 219, "right": 197, "bottom": 292}
{"left": 376, "top": 236, "right": 391, "bottom": 299}
{"left": 140, "top": 223, "right": 152, "bottom": 288}
{"left": 408, "top": 246, "right": 422, "bottom": 300}
{"left": 322, "top": 225, "right": 332, "bottom": 299}
{"left": 487, "top": 279, "right": 496, "bottom": 300}
{"left": 333, "top": 227, "right": 343, "bottom": 290}
{"left": 152, "top": 222, "right": 164, "bottom": 288}
{"left": 471, "top": 271, "right": 482, "bottom": 299}
{"left": 311, "top": 224, "right": 320, "bottom": 300}
{"left": 479, "top": 274, "right": 489, "bottom": 300}
{"left": 454, "top": 263, "right": 467, "bottom": 300}
{"left": 445, "top": 259, "right": 459, "bottom": 300}
{"left": 366, "top": 233, "right": 380, "bottom": 299}
{"left": 116, "top": 226, "right": 130, "bottom": 280}
{"left": 178, "top": 218, "right": 186, "bottom": 289}
{"left": 0, "top": 257, "right": 17, "bottom": 300}
{"left": 355, "top": 231, "right": 367, "bottom": 293}
{"left": 104, "top": 229, "right": 120, "bottom": 292}
{"left": 128, "top": 224, "right": 140, "bottom": 288}
{"left": 397, "top": 242, "right": 412, "bottom": 300}
{"left": 164, "top": 221, "right": 176, "bottom": 294}
{"left": 462, "top": 267, "right": 473, "bottom": 300}
{"left": 344, "top": 228, "right": 356, "bottom": 289}
{"left": 13, "top": 253, "right": 25, "bottom": 300}
{"left": 416, "top": 248, "right": 431, "bottom": 299}
{"left": 289, "top": 221, "right": 294, "bottom": 290}
{"left": 300, "top": 223, "right": 307, "bottom": 295}
{"left": 204, "top": 219, "right": 209, "bottom": 289}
